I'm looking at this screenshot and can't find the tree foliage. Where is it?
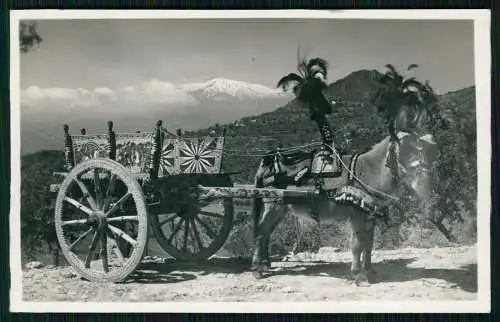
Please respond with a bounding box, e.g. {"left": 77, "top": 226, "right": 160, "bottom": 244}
{"left": 20, "top": 21, "right": 42, "bottom": 54}
{"left": 21, "top": 151, "right": 64, "bottom": 260}
{"left": 428, "top": 87, "right": 477, "bottom": 232}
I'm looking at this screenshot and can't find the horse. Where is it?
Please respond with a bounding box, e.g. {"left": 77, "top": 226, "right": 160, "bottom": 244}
{"left": 250, "top": 129, "right": 439, "bottom": 285}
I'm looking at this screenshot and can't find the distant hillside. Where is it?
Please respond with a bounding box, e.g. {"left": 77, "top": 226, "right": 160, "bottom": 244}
{"left": 20, "top": 69, "right": 477, "bottom": 184}
{"left": 20, "top": 150, "right": 65, "bottom": 263}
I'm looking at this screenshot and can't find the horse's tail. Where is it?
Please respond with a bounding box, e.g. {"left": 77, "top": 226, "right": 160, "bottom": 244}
{"left": 252, "top": 162, "right": 265, "bottom": 240}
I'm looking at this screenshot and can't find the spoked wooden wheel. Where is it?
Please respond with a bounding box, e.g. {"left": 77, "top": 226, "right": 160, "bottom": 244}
{"left": 150, "top": 193, "right": 234, "bottom": 261}
{"left": 54, "top": 158, "right": 148, "bottom": 283}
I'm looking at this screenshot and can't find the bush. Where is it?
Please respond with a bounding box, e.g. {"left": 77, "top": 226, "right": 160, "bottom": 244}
{"left": 21, "top": 150, "right": 65, "bottom": 264}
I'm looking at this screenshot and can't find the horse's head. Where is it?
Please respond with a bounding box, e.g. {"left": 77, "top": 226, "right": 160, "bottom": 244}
{"left": 393, "top": 130, "right": 439, "bottom": 204}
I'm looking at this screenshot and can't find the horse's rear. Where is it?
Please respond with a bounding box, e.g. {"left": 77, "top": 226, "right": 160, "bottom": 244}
{"left": 249, "top": 150, "right": 359, "bottom": 273}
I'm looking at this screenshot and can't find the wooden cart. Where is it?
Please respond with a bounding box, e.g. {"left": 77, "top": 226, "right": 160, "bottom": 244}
{"left": 51, "top": 120, "right": 319, "bottom": 283}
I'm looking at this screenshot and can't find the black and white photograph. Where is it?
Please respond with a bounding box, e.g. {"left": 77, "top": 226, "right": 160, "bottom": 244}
{"left": 9, "top": 10, "right": 491, "bottom": 313}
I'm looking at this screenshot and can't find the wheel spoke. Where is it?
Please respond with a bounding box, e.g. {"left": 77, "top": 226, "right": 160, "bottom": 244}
{"left": 190, "top": 218, "right": 204, "bottom": 250}
{"left": 69, "top": 228, "right": 94, "bottom": 251}
{"left": 108, "top": 224, "right": 138, "bottom": 247}
{"left": 107, "top": 232, "right": 125, "bottom": 264}
{"left": 183, "top": 219, "right": 189, "bottom": 252}
{"left": 194, "top": 216, "right": 216, "bottom": 239}
{"left": 94, "top": 168, "right": 103, "bottom": 209}
{"left": 61, "top": 219, "right": 88, "bottom": 226}
{"left": 85, "top": 230, "right": 100, "bottom": 268}
{"left": 198, "top": 210, "right": 224, "bottom": 219}
{"left": 106, "top": 173, "right": 117, "bottom": 197}
{"left": 167, "top": 218, "right": 185, "bottom": 245}
{"left": 107, "top": 216, "right": 139, "bottom": 223}
{"left": 74, "top": 177, "right": 98, "bottom": 211}
{"left": 100, "top": 228, "right": 109, "bottom": 273}
{"left": 105, "top": 191, "right": 132, "bottom": 217}
{"left": 64, "top": 197, "right": 93, "bottom": 216}
{"left": 158, "top": 214, "right": 177, "bottom": 227}
{"left": 102, "top": 173, "right": 117, "bottom": 212}
{"left": 188, "top": 221, "right": 198, "bottom": 251}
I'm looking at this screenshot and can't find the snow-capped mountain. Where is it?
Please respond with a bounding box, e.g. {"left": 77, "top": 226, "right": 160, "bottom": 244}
{"left": 180, "top": 77, "right": 288, "bottom": 101}
{"left": 20, "top": 77, "right": 294, "bottom": 155}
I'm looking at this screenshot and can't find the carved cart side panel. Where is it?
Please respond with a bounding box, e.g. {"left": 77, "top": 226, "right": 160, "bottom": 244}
{"left": 67, "top": 124, "right": 226, "bottom": 179}
{"left": 114, "top": 132, "right": 154, "bottom": 179}
{"left": 168, "top": 136, "right": 225, "bottom": 175}
{"left": 71, "top": 132, "right": 153, "bottom": 179}
{"left": 72, "top": 134, "right": 110, "bottom": 165}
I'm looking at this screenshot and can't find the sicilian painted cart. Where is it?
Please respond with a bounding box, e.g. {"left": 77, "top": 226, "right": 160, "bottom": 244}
{"left": 51, "top": 120, "right": 328, "bottom": 283}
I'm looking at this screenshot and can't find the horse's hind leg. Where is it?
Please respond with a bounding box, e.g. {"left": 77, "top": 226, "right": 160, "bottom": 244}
{"left": 250, "top": 201, "right": 274, "bottom": 274}
{"left": 251, "top": 201, "right": 285, "bottom": 278}
{"left": 261, "top": 205, "right": 287, "bottom": 268}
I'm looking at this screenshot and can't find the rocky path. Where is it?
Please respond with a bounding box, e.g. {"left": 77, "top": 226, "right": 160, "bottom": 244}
{"left": 22, "top": 244, "right": 477, "bottom": 302}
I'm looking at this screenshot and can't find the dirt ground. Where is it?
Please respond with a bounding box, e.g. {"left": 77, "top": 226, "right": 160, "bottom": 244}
{"left": 22, "top": 244, "right": 477, "bottom": 302}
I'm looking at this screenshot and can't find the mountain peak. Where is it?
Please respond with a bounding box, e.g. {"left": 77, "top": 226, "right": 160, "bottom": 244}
{"left": 180, "top": 77, "right": 287, "bottom": 100}
{"left": 338, "top": 69, "right": 382, "bottom": 83}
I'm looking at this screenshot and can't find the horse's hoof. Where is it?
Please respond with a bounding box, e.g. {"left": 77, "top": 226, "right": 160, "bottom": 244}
{"left": 354, "top": 273, "right": 370, "bottom": 287}
{"left": 250, "top": 262, "right": 270, "bottom": 271}
{"left": 349, "top": 269, "right": 360, "bottom": 281}
{"left": 252, "top": 269, "right": 268, "bottom": 280}
{"left": 252, "top": 262, "right": 272, "bottom": 279}
{"left": 282, "top": 252, "right": 295, "bottom": 262}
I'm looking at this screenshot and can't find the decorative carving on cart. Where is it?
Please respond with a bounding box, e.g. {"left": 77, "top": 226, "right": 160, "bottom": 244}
{"left": 71, "top": 132, "right": 153, "bottom": 179}
{"left": 159, "top": 136, "right": 225, "bottom": 176}
{"left": 66, "top": 122, "right": 226, "bottom": 180}
{"left": 72, "top": 134, "right": 110, "bottom": 164}
{"left": 115, "top": 133, "right": 154, "bottom": 177}
{"left": 195, "top": 185, "right": 318, "bottom": 201}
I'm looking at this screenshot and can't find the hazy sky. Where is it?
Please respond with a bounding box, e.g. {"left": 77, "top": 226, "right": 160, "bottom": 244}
{"left": 20, "top": 18, "right": 475, "bottom": 94}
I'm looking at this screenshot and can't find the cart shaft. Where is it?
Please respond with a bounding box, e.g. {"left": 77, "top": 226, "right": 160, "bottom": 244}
{"left": 196, "top": 184, "right": 318, "bottom": 200}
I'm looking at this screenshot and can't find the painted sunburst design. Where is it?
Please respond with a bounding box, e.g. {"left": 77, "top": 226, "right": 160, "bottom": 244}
{"left": 159, "top": 140, "right": 175, "bottom": 175}
{"left": 178, "top": 137, "right": 219, "bottom": 174}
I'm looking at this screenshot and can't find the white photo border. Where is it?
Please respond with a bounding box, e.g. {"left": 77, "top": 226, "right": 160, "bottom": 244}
{"left": 9, "top": 9, "right": 492, "bottom": 313}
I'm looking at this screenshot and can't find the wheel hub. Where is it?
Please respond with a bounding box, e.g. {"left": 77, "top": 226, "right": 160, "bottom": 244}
{"left": 177, "top": 204, "right": 199, "bottom": 219}
{"left": 87, "top": 211, "right": 108, "bottom": 228}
